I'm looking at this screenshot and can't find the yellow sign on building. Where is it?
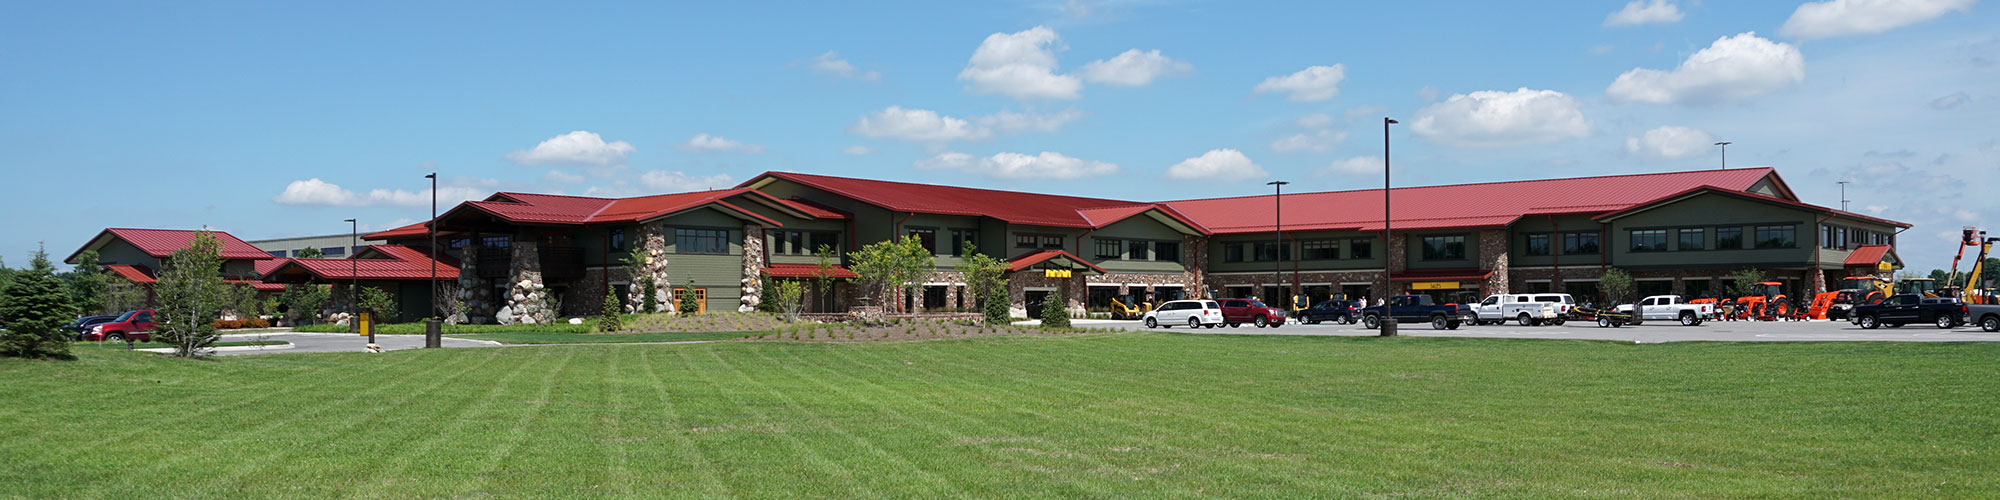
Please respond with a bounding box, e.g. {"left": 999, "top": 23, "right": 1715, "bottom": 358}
{"left": 1043, "top": 269, "right": 1072, "bottom": 279}
{"left": 1411, "top": 281, "right": 1459, "bottom": 290}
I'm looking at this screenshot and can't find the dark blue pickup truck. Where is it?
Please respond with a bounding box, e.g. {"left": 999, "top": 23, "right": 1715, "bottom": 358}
{"left": 1360, "top": 295, "right": 1475, "bottom": 330}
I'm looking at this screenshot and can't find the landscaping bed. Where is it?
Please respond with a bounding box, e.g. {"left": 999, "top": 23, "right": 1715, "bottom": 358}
{"left": 295, "top": 322, "right": 593, "bottom": 334}
{"left": 746, "top": 318, "right": 1114, "bottom": 342}
{"left": 449, "top": 331, "right": 759, "bottom": 344}
{"left": 619, "top": 312, "right": 795, "bottom": 333}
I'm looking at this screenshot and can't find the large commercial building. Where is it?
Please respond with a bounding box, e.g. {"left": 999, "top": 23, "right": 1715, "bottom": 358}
{"left": 351, "top": 167, "right": 1908, "bottom": 323}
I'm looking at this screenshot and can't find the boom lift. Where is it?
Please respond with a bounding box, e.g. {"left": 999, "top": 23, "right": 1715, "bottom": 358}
{"left": 1957, "top": 229, "right": 1997, "bottom": 305}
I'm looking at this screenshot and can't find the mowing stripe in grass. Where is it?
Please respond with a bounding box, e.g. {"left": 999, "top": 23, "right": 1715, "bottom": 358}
{"left": 341, "top": 348, "right": 554, "bottom": 497}
{"left": 449, "top": 347, "right": 578, "bottom": 496}
{"left": 632, "top": 347, "right": 732, "bottom": 497}
{"left": 673, "top": 347, "right": 865, "bottom": 496}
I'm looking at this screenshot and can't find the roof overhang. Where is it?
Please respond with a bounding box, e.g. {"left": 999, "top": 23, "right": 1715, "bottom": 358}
{"left": 1592, "top": 186, "right": 1911, "bottom": 228}
{"left": 1006, "top": 250, "right": 1108, "bottom": 276}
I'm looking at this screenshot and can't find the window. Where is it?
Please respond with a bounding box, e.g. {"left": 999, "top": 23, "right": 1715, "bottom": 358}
{"left": 1562, "top": 232, "right": 1599, "bottom": 255}
{"left": 1421, "top": 235, "right": 1466, "bottom": 260}
{"left": 320, "top": 247, "right": 346, "bottom": 256}
{"left": 1224, "top": 243, "right": 1245, "bottom": 263}
{"left": 1301, "top": 239, "right": 1340, "bottom": 260}
{"left": 1716, "top": 227, "right": 1744, "bottom": 249}
{"left": 1524, "top": 233, "right": 1550, "bottom": 256}
{"left": 908, "top": 228, "right": 937, "bottom": 254}
{"left": 609, "top": 228, "right": 627, "bottom": 252}
{"left": 1629, "top": 230, "right": 1667, "bottom": 252}
{"left": 481, "top": 236, "right": 511, "bottom": 248}
{"left": 1678, "top": 228, "right": 1704, "bottom": 251}
{"left": 675, "top": 228, "right": 729, "bottom": 254}
{"left": 1349, "top": 239, "right": 1372, "bottom": 259}
{"left": 1128, "top": 240, "right": 1150, "bottom": 260}
{"left": 1755, "top": 225, "right": 1796, "bottom": 249}
{"left": 771, "top": 230, "right": 829, "bottom": 256}
{"left": 1016, "top": 234, "right": 1037, "bottom": 249}
{"left": 1154, "top": 241, "right": 1180, "bottom": 263}
{"left": 1041, "top": 235, "right": 1064, "bottom": 250}
{"left": 1095, "top": 239, "right": 1122, "bottom": 259}
{"left": 1254, "top": 242, "right": 1291, "bottom": 261}
{"left": 449, "top": 238, "right": 469, "bottom": 249}
{"left": 948, "top": 229, "right": 977, "bottom": 256}
{"left": 268, "top": 250, "right": 287, "bottom": 257}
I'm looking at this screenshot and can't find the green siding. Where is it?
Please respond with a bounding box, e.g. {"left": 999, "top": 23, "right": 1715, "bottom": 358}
{"left": 901, "top": 213, "right": 983, "bottom": 270}
{"left": 1606, "top": 192, "right": 1813, "bottom": 269}
{"left": 1207, "top": 230, "right": 1383, "bottom": 273}
{"left": 1089, "top": 214, "right": 1189, "bottom": 273}
{"left": 1508, "top": 214, "right": 1602, "bottom": 268}
{"left": 657, "top": 208, "right": 746, "bottom": 313}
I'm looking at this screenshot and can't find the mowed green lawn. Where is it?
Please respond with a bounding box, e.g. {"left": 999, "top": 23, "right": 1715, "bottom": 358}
{"left": 2, "top": 333, "right": 1996, "bottom": 498}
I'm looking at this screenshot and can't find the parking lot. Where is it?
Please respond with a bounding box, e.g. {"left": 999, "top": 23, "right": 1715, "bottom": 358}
{"left": 1075, "top": 318, "right": 2000, "bottom": 343}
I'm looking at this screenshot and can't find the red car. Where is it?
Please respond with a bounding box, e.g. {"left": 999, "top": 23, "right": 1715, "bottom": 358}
{"left": 82, "top": 310, "right": 156, "bottom": 342}
{"left": 1219, "top": 299, "right": 1287, "bottom": 328}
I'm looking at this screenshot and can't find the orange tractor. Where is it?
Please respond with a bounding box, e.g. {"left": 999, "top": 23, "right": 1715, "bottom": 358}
{"left": 1812, "top": 276, "right": 1891, "bottom": 320}
{"left": 1731, "top": 282, "right": 1791, "bottom": 320}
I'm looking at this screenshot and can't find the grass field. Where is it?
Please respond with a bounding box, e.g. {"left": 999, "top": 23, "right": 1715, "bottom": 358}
{"left": 2, "top": 333, "right": 1995, "bottom": 497}
{"left": 450, "top": 331, "right": 759, "bottom": 344}
{"left": 70, "top": 340, "right": 289, "bottom": 350}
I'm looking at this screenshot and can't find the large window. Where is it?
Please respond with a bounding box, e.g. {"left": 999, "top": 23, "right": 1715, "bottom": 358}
{"left": 1224, "top": 243, "right": 1245, "bottom": 263}
{"left": 1421, "top": 235, "right": 1466, "bottom": 260}
{"left": 1015, "top": 234, "right": 1037, "bottom": 249}
{"left": 1350, "top": 239, "right": 1372, "bottom": 259}
{"left": 1629, "top": 230, "right": 1667, "bottom": 252}
{"left": 675, "top": 228, "right": 729, "bottom": 254}
{"left": 1716, "top": 227, "right": 1744, "bottom": 249}
{"left": 948, "top": 229, "right": 977, "bottom": 256}
{"left": 1562, "top": 232, "right": 1599, "bottom": 255}
{"left": 1301, "top": 239, "right": 1339, "bottom": 260}
{"left": 320, "top": 247, "right": 346, "bottom": 257}
{"left": 907, "top": 228, "right": 937, "bottom": 254}
{"left": 1254, "top": 242, "right": 1291, "bottom": 262}
{"left": 1155, "top": 241, "right": 1180, "bottom": 263}
{"left": 1524, "top": 233, "right": 1550, "bottom": 256}
{"left": 1128, "top": 240, "right": 1150, "bottom": 261}
{"left": 1678, "top": 228, "right": 1704, "bottom": 251}
{"left": 481, "top": 236, "right": 511, "bottom": 248}
{"left": 1755, "top": 225, "right": 1796, "bottom": 249}
{"left": 772, "top": 230, "right": 833, "bottom": 256}
{"left": 1040, "top": 235, "right": 1064, "bottom": 250}
{"left": 1095, "top": 239, "right": 1122, "bottom": 259}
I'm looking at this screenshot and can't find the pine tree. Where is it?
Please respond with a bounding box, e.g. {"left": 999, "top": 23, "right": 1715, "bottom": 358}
{"left": 678, "top": 278, "right": 701, "bottom": 316}
{"left": 1039, "top": 291, "right": 1070, "bottom": 329}
{"left": 0, "top": 246, "right": 78, "bottom": 359}
{"left": 597, "top": 284, "right": 622, "bottom": 332}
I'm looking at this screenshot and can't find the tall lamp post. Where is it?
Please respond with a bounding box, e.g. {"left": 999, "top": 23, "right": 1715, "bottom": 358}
{"left": 425, "top": 173, "right": 442, "bottom": 348}
{"left": 1714, "top": 141, "right": 1732, "bottom": 170}
{"left": 346, "top": 218, "right": 367, "bottom": 344}
{"left": 1267, "top": 180, "right": 1289, "bottom": 307}
{"left": 1382, "top": 117, "right": 1399, "bottom": 337}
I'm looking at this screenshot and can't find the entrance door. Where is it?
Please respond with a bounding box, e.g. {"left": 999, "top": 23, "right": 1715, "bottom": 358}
{"left": 1024, "top": 290, "right": 1051, "bottom": 314}
{"left": 1155, "top": 286, "right": 1184, "bottom": 302}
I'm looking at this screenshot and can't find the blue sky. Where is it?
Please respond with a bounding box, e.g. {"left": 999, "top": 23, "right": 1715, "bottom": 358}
{"left": 2, "top": 0, "right": 1994, "bottom": 272}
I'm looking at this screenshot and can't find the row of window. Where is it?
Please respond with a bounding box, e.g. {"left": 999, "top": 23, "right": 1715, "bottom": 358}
{"left": 267, "top": 247, "right": 355, "bottom": 258}
{"left": 1221, "top": 239, "right": 1374, "bottom": 263}
{"left": 1522, "top": 232, "right": 1601, "bottom": 257}
{"left": 1628, "top": 225, "right": 1793, "bottom": 252}
{"left": 909, "top": 228, "right": 979, "bottom": 256}
{"left": 1820, "top": 224, "right": 1892, "bottom": 250}
{"left": 1093, "top": 239, "right": 1182, "bottom": 262}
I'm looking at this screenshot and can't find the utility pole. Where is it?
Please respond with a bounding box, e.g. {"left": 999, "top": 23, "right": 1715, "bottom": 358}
{"left": 1714, "top": 141, "right": 1732, "bottom": 170}
{"left": 1837, "top": 181, "right": 1850, "bottom": 212}
{"left": 1382, "top": 117, "right": 1399, "bottom": 337}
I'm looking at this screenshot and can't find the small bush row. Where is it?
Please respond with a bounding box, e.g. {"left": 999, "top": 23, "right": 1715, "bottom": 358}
{"left": 211, "top": 318, "right": 273, "bottom": 329}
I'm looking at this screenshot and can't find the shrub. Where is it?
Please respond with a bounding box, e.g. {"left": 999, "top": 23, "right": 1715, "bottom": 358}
{"left": 596, "top": 284, "right": 621, "bottom": 333}
{"left": 677, "top": 278, "right": 700, "bottom": 316}
{"left": 1040, "top": 292, "right": 1070, "bottom": 329}
{"left": 0, "top": 247, "right": 76, "bottom": 359}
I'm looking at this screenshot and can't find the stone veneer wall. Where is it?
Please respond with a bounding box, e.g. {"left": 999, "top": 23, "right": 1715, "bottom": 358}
{"left": 625, "top": 224, "right": 674, "bottom": 314}
{"left": 454, "top": 246, "right": 492, "bottom": 324}
{"left": 1008, "top": 273, "right": 1086, "bottom": 317}
{"left": 1386, "top": 231, "right": 1408, "bottom": 274}
{"left": 1477, "top": 228, "right": 1509, "bottom": 295}
{"left": 324, "top": 283, "right": 354, "bottom": 326}
{"left": 739, "top": 224, "right": 766, "bottom": 312}
{"left": 497, "top": 240, "right": 553, "bottom": 325}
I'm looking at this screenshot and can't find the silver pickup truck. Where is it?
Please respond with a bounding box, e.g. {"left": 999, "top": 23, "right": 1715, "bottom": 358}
{"left": 1967, "top": 304, "right": 2000, "bottom": 332}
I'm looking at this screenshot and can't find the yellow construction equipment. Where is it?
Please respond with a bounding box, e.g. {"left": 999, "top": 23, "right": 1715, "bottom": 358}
{"left": 1957, "top": 229, "right": 1996, "bottom": 305}
{"left": 1108, "top": 295, "right": 1151, "bottom": 320}
{"left": 1896, "top": 277, "right": 1939, "bottom": 298}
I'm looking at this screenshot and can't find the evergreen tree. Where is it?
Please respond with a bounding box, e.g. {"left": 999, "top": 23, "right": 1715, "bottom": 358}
{"left": 153, "top": 230, "right": 228, "bottom": 357}
{"left": 294, "top": 247, "right": 324, "bottom": 258}
{"left": 0, "top": 246, "right": 78, "bottom": 359}
{"left": 64, "top": 249, "right": 108, "bottom": 315}
{"left": 642, "top": 278, "right": 660, "bottom": 314}
{"left": 356, "top": 286, "right": 398, "bottom": 322}
{"left": 677, "top": 278, "right": 701, "bottom": 316}
{"left": 596, "top": 284, "right": 622, "bottom": 332}
{"left": 1039, "top": 291, "right": 1070, "bottom": 329}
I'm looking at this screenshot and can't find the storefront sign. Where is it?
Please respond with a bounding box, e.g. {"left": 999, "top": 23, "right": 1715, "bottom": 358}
{"left": 1411, "top": 281, "right": 1459, "bottom": 290}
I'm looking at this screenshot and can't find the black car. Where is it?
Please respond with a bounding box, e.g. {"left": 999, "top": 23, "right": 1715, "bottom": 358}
{"left": 1295, "top": 298, "right": 1362, "bottom": 325}
{"left": 61, "top": 315, "right": 120, "bottom": 340}
{"left": 1850, "top": 294, "right": 1967, "bottom": 329}
{"left": 1359, "top": 295, "right": 1476, "bottom": 330}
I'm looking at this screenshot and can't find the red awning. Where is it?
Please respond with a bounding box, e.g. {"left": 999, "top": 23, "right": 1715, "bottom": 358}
{"left": 106, "top": 264, "right": 156, "bottom": 284}
{"left": 1389, "top": 269, "right": 1493, "bottom": 282}
{"left": 1006, "top": 250, "right": 1109, "bottom": 275}
{"left": 761, "top": 263, "right": 858, "bottom": 279}
{"left": 1844, "top": 245, "right": 1893, "bottom": 267}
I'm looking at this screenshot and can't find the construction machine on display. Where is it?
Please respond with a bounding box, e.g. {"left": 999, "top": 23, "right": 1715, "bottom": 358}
{"left": 1816, "top": 276, "right": 1893, "bottom": 320}
{"left": 1108, "top": 295, "right": 1153, "bottom": 320}
{"left": 1729, "top": 281, "right": 1792, "bottom": 320}
{"left": 1947, "top": 227, "right": 1997, "bottom": 305}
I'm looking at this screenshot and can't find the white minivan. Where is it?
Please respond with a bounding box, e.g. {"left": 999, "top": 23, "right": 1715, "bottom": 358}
{"left": 1143, "top": 300, "right": 1224, "bottom": 329}
{"left": 1473, "top": 294, "right": 1562, "bottom": 326}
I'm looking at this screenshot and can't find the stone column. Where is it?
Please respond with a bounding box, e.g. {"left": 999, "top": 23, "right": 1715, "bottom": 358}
{"left": 626, "top": 224, "right": 673, "bottom": 314}
{"left": 326, "top": 283, "right": 353, "bottom": 326}
{"left": 499, "top": 240, "right": 550, "bottom": 325}
{"left": 1184, "top": 234, "right": 1209, "bottom": 297}
{"left": 739, "top": 224, "right": 766, "bottom": 313}
{"left": 454, "top": 246, "right": 489, "bottom": 324}
{"left": 1477, "top": 229, "right": 1509, "bottom": 295}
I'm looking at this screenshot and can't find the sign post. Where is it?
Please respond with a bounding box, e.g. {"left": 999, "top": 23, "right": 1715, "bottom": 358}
{"left": 358, "top": 312, "right": 374, "bottom": 344}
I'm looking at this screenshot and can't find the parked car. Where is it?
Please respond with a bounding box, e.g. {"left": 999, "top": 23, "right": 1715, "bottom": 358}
{"left": 61, "top": 315, "right": 120, "bottom": 340}
{"left": 1218, "top": 299, "right": 1287, "bottom": 328}
{"left": 1358, "top": 295, "right": 1475, "bottom": 330}
{"left": 1295, "top": 298, "right": 1362, "bottom": 325}
{"left": 1850, "top": 294, "right": 1965, "bottom": 329}
{"left": 1472, "top": 294, "right": 1561, "bottom": 326}
{"left": 1141, "top": 300, "right": 1224, "bottom": 329}
{"left": 1967, "top": 303, "right": 2000, "bottom": 332}
{"left": 1613, "top": 295, "right": 1715, "bottom": 326}
{"left": 1530, "top": 294, "right": 1577, "bottom": 319}
{"left": 81, "top": 310, "right": 156, "bottom": 342}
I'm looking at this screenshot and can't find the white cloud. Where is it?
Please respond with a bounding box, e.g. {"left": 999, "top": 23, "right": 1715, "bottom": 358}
{"left": 977, "top": 108, "right": 1087, "bottom": 134}
{"left": 1410, "top": 88, "right": 1593, "bottom": 147}
{"left": 676, "top": 133, "right": 766, "bottom": 154}
{"left": 1296, "top": 113, "right": 1335, "bottom": 129}
{"left": 1079, "top": 49, "right": 1193, "bottom": 86}
{"left": 1271, "top": 130, "right": 1348, "bottom": 153}
{"left": 638, "top": 170, "right": 735, "bottom": 193}
{"left": 1318, "top": 156, "right": 1383, "bottom": 176}
{"left": 840, "top": 145, "right": 877, "bottom": 155}
{"left": 1589, "top": 44, "right": 1617, "bottom": 55}
{"left": 1416, "top": 86, "right": 1440, "bottom": 102}
{"left": 1253, "top": 64, "right": 1346, "bottom": 102}
{"left": 1165, "top": 149, "right": 1266, "bottom": 181}
{"left": 1780, "top": 0, "right": 1974, "bottom": 39}
{"left": 1604, "top": 0, "right": 1685, "bottom": 26}
{"left": 505, "top": 130, "right": 635, "bottom": 166}
{"left": 847, "top": 106, "right": 992, "bottom": 142}
{"left": 542, "top": 170, "right": 585, "bottom": 184}
{"left": 806, "top": 51, "right": 881, "bottom": 81}
{"left": 1624, "top": 125, "right": 1716, "bottom": 159}
{"left": 958, "top": 26, "right": 1082, "bottom": 100}
{"left": 915, "top": 151, "right": 1119, "bottom": 180}
{"left": 1931, "top": 91, "right": 1970, "bottom": 110}
{"left": 273, "top": 178, "right": 485, "bottom": 207}
{"left": 1606, "top": 32, "right": 1805, "bottom": 105}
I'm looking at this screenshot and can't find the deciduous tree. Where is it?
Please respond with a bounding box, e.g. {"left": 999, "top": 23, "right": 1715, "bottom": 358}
{"left": 956, "top": 244, "right": 1010, "bottom": 325}
{"left": 153, "top": 230, "right": 228, "bottom": 357}
{"left": 849, "top": 235, "right": 934, "bottom": 313}
{"left": 1726, "top": 269, "right": 1768, "bottom": 298}
{"left": 1599, "top": 268, "right": 1635, "bottom": 305}
{"left": 64, "top": 249, "right": 108, "bottom": 315}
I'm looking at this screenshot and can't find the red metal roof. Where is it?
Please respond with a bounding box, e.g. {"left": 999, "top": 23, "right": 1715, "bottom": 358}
{"left": 1594, "top": 185, "right": 1913, "bottom": 229}
{"left": 1844, "top": 245, "right": 1894, "bottom": 266}
{"left": 363, "top": 221, "right": 432, "bottom": 240}
{"left": 68, "top": 228, "right": 275, "bottom": 263}
{"left": 258, "top": 245, "right": 458, "bottom": 282}
{"left": 442, "top": 189, "right": 784, "bottom": 227}
{"left": 1390, "top": 269, "right": 1494, "bottom": 281}
{"left": 746, "top": 171, "right": 1141, "bottom": 228}
{"left": 1005, "top": 249, "right": 1110, "bottom": 274}
{"left": 761, "top": 263, "right": 860, "bottom": 279}
{"left": 106, "top": 264, "right": 156, "bottom": 284}
{"left": 1162, "top": 168, "right": 1779, "bottom": 235}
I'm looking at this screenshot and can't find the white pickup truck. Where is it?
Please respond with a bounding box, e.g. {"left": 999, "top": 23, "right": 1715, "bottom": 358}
{"left": 1615, "top": 295, "right": 1715, "bottom": 326}
{"left": 1473, "top": 294, "right": 1563, "bottom": 326}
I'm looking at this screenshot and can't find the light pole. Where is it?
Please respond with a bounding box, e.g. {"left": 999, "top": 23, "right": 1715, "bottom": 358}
{"left": 346, "top": 218, "right": 367, "bottom": 344}
{"left": 1382, "top": 117, "right": 1399, "bottom": 337}
{"left": 425, "top": 172, "right": 442, "bottom": 348}
{"left": 1714, "top": 141, "right": 1732, "bottom": 170}
{"left": 1267, "top": 180, "right": 1289, "bottom": 307}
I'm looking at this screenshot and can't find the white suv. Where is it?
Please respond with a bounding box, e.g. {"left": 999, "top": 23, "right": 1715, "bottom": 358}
{"left": 1143, "top": 300, "right": 1224, "bottom": 329}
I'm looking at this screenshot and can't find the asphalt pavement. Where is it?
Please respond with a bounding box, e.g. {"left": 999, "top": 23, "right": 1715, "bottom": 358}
{"left": 133, "top": 332, "right": 501, "bottom": 356}
{"left": 1066, "top": 317, "right": 2000, "bottom": 343}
